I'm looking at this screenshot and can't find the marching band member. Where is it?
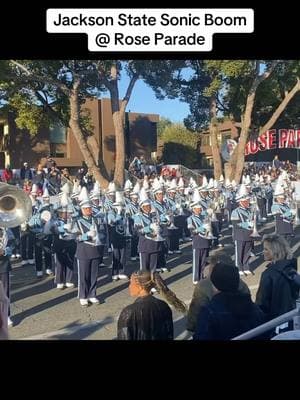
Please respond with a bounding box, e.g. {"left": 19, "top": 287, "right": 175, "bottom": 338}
{"left": 123, "top": 179, "right": 133, "bottom": 206}
{"left": 152, "top": 180, "right": 169, "bottom": 271}
{"left": 165, "top": 180, "right": 181, "bottom": 255}
{"left": 75, "top": 188, "right": 103, "bottom": 306}
{"left": 134, "top": 188, "right": 165, "bottom": 273}
{"left": 231, "top": 184, "right": 257, "bottom": 276}
{"left": 28, "top": 187, "right": 54, "bottom": 277}
{"left": 126, "top": 182, "right": 140, "bottom": 261}
{"left": 51, "top": 194, "right": 76, "bottom": 289}
{"left": 209, "top": 181, "right": 225, "bottom": 248}
{"left": 187, "top": 189, "right": 213, "bottom": 284}
{"left": 265, "top": 175, "right": 274, "bottom": 216}
{"left": 20, "top": 185, "right": 39, "bottom": 266}
{"left": 103, "top": 182, "right": 116, "bottom": 254}
{"left": 271, "top": 181, "right": 294, "bottom": 245}
{"left": 174, "top": 178, "right": 191, "bottom": 242}
{"left": 90, "top": 182, "right": 107, "bottom": 268}
{"left": 0, "top": 227, "right": 15, "bottom": 327}
{"left": 254, "top": 175, "right": 267, "bottom": 222}
{"left": 107, "top": 191, "right": 128, "bottom": 281}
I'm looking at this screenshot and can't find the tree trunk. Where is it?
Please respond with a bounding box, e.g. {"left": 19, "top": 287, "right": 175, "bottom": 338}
{"left": 209, "top": 97, "right": 223, "bottom": 179}
{"left": 69, "top": 84, "right": 108, "bottom": 188}
{"left": 110, "top": 89, "right": 125, "bottom": 188}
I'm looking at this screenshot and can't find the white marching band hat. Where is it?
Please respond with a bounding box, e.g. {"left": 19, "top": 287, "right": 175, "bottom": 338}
{"left": 78, "top": 187, "right": 92, "bottom": 208}
{"left": 139, "top": 187, "right": 151, "bottom": 207}
{"left": 235, "top": 183, "right": 250, "bottom": 201}
{"left": 190, "top": 189, "right": 202, "bottom": 208}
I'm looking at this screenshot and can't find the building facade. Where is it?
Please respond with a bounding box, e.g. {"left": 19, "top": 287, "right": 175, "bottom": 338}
{"left": 199, "top": 121, "right": 300, "bottom": 166}
{"left": 199, "top": 120, "right": 239, "bottom": 167}
{"left": 0, "top": 98, "right": 159, "bottom": 177}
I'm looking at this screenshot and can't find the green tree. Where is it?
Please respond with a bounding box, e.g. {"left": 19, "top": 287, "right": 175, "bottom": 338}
{"left": 4, "top": 60, "right": 143, "bottom": 187}
{"left": 157, "top": 117, "right": 172, "bottom": 138}
{"left": 160, "top": 123, "right": 200, "bottom": 168}
{"left": 144, "top": 60, "right": 300, "bottom": 182}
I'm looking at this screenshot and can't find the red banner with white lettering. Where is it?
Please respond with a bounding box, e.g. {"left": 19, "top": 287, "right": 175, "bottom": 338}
{"left": 245, "top": 129, "right": 300, "bottom": 156}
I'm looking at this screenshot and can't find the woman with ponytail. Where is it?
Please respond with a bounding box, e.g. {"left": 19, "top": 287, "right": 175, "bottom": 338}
{"left": 117, "top": 271, "right": 187, "bottom": 340}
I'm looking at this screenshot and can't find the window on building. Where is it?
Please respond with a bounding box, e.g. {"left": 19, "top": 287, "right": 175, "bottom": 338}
{"left": 49, "top": 123, "right": 67, "bottom": 144}
{"left": 50, "top": 143, "right": 66, "bottom": 158}
{"left": 150, "top": 122, "right": 157, "bottom": 150}
{"left": 201, "top": 135, "right": 211, "bottom": 146}
{"left": 221, "top": 130, "right": 232, "bottom": 145}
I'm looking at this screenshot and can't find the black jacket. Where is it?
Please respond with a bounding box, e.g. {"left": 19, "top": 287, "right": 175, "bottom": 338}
{"left": 256, "top": 258, "right": 299, "bottom": 320}
{"left": 193, "top": 292, "right": 266, "bottom": 340}
{"left": 117, "top": 295, "right": 173, "bottom": 340}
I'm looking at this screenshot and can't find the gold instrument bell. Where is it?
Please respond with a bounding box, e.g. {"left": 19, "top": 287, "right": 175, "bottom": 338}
{"left": 0, "top": 183, "right": 33, "bottom": 228}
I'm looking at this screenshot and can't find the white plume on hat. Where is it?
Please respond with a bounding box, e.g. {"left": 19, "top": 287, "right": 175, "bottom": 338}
{"left": 242, "top": 175, "right": 246, "bottom": 184}
{"left": 207, "top": 178, "right": 214, "bottom": 190}
{"left": 78, "top": 186, "right": 89, "bottom": 203}
{"left": 274, "top": 180, "right": 285, "bottom": 197}
{"left": 93, "top": 181, "right": 101, "bottom": 195}
{"left": 60, "top": 182, "right": 71, "bottom": 195}
{"left": 190, "top": 189, "right": 202, "bottom": 208}
{"left": 79, "top": 186, "right": 91, "bottom": 208}
{"left": 143, "top": 179, "right": 150, "bottom": 191}
{"left": 107, "top": 182, "right": 116, "bottom": 194}
{"left": 235, "top": 183, "right": 250, "bottom": 201}
{"left": 201, "top": 175, "right": 208, "bottom": 188}
{"left": 225, "top": 178, "right": 232, "bottom": 188}
{"left": 259, "top": 175, "right": 264, "bottom": 183}
{"left": 139, "top": 187, "right": 151, "bottom": 206}
{"left": 189, "top": 177, "right": 198, "bottom": 189}
{"left": 60, "top": 193, "right": 71, "bottom": 208}
{"left": 113, "top": 191, "right": 125, "bottom": 206}
{"left": 245, "top": 175, "right": 251, "bottom": 186}
{"left": 213, "top": 180, "right": 220, "bottom": 190}
{"left": 124, "top": 179, "right": 133, "bottom": 191}
{"left": 42, "top": 187, "right": 50, "bottom": 198}
{"left": 152, "top": 178, "right": 163, "bottom": 193}
{"left": 72, "top": 181, "right": 81, "bottom": 197}
{"left": 159, "top": 176, "right": 165, "bottom": 186}
{"left": 131, "top": 181, "right": 140, "bottom": 195}
{"left": 167, "top": 179, "right": 177, "bottom": 192}
{"left": 178, "top": 177, "right": 184, "bottom": 188}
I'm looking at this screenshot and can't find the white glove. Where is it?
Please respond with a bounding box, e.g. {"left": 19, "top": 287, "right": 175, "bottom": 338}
{"left": 150, "top": 223, "right": 157, "bottom": 231}
{"left": 87, "top": 230, "right": 96, "bottom": 238}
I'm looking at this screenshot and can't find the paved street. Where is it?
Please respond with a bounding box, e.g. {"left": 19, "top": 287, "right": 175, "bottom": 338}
{"left": 8, "top": 219, "right": 300, "bottom": 340}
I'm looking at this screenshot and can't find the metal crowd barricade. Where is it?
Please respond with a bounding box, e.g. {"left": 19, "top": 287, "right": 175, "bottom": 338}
{"left": 232, "top": 299, "right": 300, "bottom": 340}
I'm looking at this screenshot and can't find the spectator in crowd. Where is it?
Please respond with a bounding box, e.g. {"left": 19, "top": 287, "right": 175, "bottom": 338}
{"left": 1, "top": 165, "right": 13, "bottom": 184}
{"left": 22, "top": 179, "right": 32, "bottom": 195}
{"left": 117, "top": 271, "right": 187, "bottom": 340}
{"left": 193, "top": 262, "right": 266, "bottom": 340}
{"left": 47, "top": 164, "right": 61, "bottom": 194}
{"left": 272, "top": 155, "right": 281, "bottom": 169}
{"left": 46, "top": 155, "right": 55, "bottom": 172}
{"left": 256, "top": 234, "right": 299, "bottom": 335}
{"left": 32, "top": 163, "right": 45, "bottom": 194}
{"left": 20, "top": 162, "right": 33, "bottom": 182}
{"left": 76, "top": 168, "right": 85, "bottom": 186}
{"left": 186, "top": 252, "right": 250, "bottom": 334}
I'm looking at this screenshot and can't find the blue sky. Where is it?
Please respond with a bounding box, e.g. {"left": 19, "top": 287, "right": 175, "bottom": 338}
{"left": 117, "top": 74, "right": 190, "bottom": 122}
